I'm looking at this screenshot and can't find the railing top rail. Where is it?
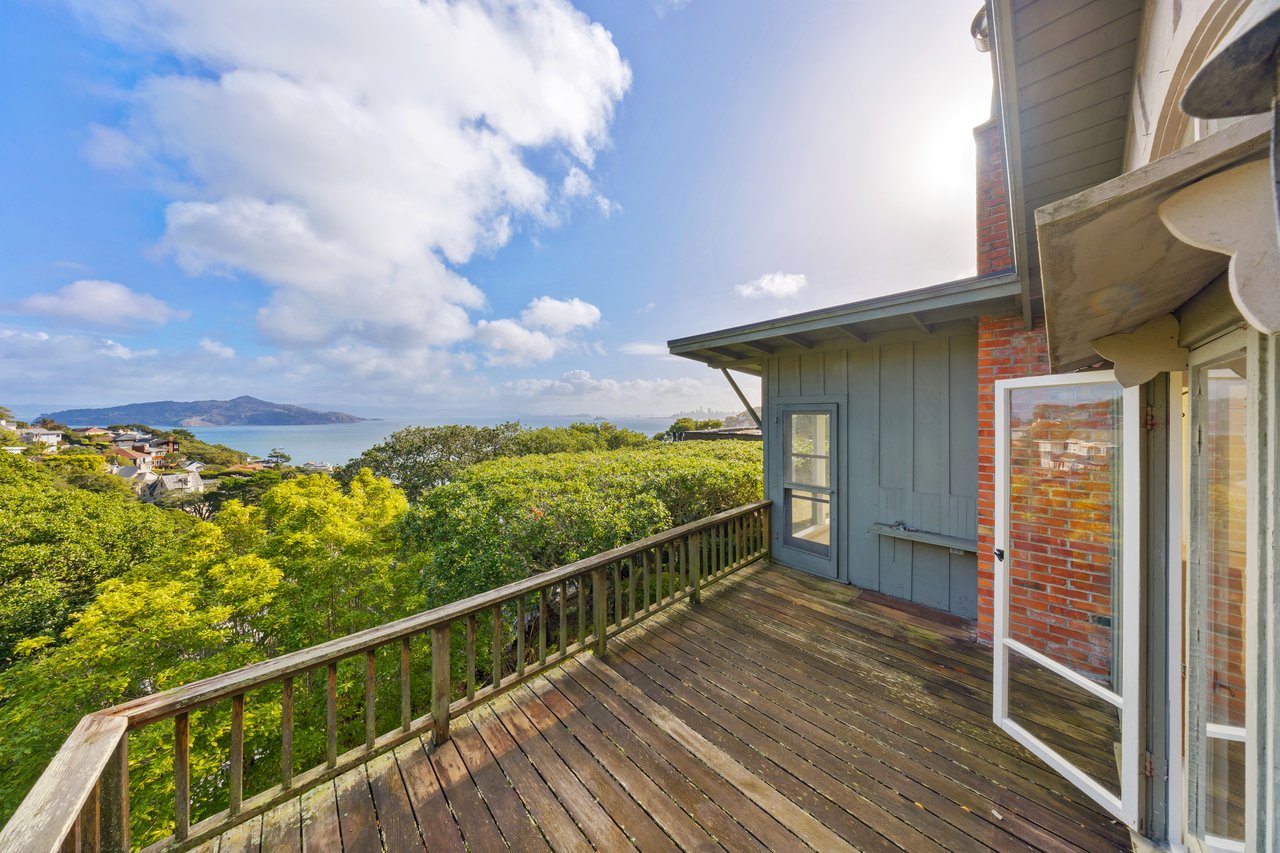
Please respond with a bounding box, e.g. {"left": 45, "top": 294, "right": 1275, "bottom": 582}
{"left": 0, "top": 712, "right": 126, "bottom": 853}
{"left": 109, "top": 500, "right": 770, "bottom": 726}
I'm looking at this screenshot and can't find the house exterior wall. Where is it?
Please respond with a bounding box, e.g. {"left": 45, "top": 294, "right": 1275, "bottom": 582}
{"left": 1126, "top": 0, "right": 1253, "bottom": 167}
{"left": 763, "top": 334, "right": 981, "bottom": 617}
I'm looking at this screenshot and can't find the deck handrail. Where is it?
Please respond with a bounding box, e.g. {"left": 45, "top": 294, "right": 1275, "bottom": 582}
{"left": 1, "top": 500, "right": 771, "bottom": 853}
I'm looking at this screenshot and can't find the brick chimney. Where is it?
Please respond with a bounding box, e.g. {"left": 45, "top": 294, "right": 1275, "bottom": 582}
{"left": 974, "top": 118, "right": 1014, "bottom": 275}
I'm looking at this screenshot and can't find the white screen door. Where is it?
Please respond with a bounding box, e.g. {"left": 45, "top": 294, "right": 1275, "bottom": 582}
{"left": 993, "top": 372, "right": 1140, "bottom": 828}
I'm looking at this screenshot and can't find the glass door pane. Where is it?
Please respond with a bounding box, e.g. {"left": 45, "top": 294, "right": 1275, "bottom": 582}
{"left": 1190, "top": 359, "right": 1248, "bottom": 849}
{"left": 782, "top": 409, "right": 833, "bottom": 559}
{"left": 994, "top": 372, "right": 1140, "bottom": 828}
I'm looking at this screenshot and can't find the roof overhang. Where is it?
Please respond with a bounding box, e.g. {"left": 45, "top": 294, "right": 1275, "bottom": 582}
{"left": 667, "top": 273, "right": 1021, "bottom": 373}
{"left": 1036, "top": 114, "right": 1270, "bottom": 372}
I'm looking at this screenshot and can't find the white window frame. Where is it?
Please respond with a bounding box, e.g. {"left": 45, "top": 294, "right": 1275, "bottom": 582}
{"left": 992, "top": 371, "right": 1142, "bottom": 829}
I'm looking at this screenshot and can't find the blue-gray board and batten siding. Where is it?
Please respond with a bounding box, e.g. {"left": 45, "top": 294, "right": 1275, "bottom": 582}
{"left": 764, "top": 333, "right": 980, "bottom": 618}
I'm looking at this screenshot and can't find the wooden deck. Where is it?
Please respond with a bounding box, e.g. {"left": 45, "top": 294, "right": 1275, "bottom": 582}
{"left": 203, "top": 561, "right": 1131, "bottom": 852}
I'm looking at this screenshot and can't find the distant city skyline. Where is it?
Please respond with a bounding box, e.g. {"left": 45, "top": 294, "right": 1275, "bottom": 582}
{"left": 0, "top": 1, "right": 992, "bottom": 418}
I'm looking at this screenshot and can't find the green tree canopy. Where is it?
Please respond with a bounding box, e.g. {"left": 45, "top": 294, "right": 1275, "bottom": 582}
{"left": 0, "top": 454, "right": 196, "bottom": 668}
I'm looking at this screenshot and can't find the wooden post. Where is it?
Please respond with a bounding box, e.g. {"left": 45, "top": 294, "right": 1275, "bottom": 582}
{"left": 229, "top": 693, "right": 244, "bottom": 816}
{"left": 364, "top": 651, "right": 377, "bottom": 750}
{"left": 431, "top": 623, "right": 451, "bottom": 745}
{"left": 100, "top": 733, "right": 128, "bottom": 853}
{"left": 325, "top": 663, "right": 337, "bottom": 769}
{"left": 174, "top": 713, "right": 189, "bottom": 841}
{"left": 690, "top": 531, "right": 702, "bottom": 605}
{"left": 400, "top": 637, "right": 412, "bottom": 733}
{"left": 592, "top": 566, "right": 607, "bottom": 657}
{"left": 281, "top": 678, "right": 294, "bottom": 790}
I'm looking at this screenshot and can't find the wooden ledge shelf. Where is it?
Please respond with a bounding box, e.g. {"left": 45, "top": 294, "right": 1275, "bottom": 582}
{"left": 868, "top": 523, "right": 978, "bottom": 555}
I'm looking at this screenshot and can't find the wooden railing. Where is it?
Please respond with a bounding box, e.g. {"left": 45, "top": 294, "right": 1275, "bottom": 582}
{"left": 1, "top": 501, "right": 771, "bottom": 853}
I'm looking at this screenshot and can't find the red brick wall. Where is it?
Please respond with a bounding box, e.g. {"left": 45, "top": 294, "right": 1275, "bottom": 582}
{"left": 975, "top": 118, "right": 1013, "bottom": 276}
{"left": 976, "top": 314, "right": 1120, "bottom": 681}
{"left": 977, "top": 314, "right": 1049, "bottom": 643}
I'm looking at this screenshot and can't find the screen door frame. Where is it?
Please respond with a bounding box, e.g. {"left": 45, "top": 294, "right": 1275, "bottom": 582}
{"left": 992, "top": 370, "right": 1142, "bottom": 828}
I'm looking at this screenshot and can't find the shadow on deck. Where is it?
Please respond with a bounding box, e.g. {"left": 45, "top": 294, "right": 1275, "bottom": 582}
{"left": 208, "top": 561, "right": 1130, "bottom": 852}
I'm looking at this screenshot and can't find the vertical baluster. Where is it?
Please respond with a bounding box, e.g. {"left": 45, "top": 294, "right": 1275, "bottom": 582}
{"left": 101, "top": 731, "right": 129, "bottom": 852}
{"left": 77, "top": 780, "right": 100, "bottom": 853}
{"left": 627, "top": 558, "right": 636, "bottom": 622}
{"left": 737, "top": 515, "right": 745, "bottom": 565}
{"left": 174, "top": 712, "right": 190, "bottom": 841}
{"left": 516, "top": 597, "right": 526, "bottom": 678}
{"left": 492, "top": 606, "right": 503, "bottom": 690}
{"left": 592, "top": 565, "right": 607, "bottom": 657}
{"left": 281, "top": 678, "right": 294, "bottom": 789}
{"left": 690, "top": 530, "right": 703, "bottom": 604}
{"left": 230, "top": 693, "right": 245, "bottom": 816}
{"left": 431, "top": 623, "right": 451, "bottom": 744}
{"left": 660, "top": 544, "right": 668, "bottom": 603}
{"left": 401, "top": 637, "right": 412, "bottom": 732}
{"left": 642, "top": 550, "right": 650, "bottom": 612}
{"left": 538, "top": 589, "right": 548, "bottom": 666}
{"left": 559, "top": 581, "right": 568, "bottom": 655}
{"left": 365, "top": 651, "right": 377, "bottom": 750}
{"left": 613, "top": 562, "right": 622, "bottom": 626}
{"left": 326, "top": 662, "right": 338, "bottom": 769}
{"left": 466, "top": 614, "right": 476, "bottom": 701}
{"left": 680, "top": 537, "right": 689, "bottom": 594}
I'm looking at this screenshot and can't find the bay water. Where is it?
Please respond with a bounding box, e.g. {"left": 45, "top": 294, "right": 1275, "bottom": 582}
{"left": 186, "top": 415, "right": 676, "bottom": 466}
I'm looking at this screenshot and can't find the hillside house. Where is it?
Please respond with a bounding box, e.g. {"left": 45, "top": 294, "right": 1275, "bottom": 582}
{"left": 106, "top": 447, "right": 153, "bottom": 473}
{"left": 5, "top": 3, "right": 1278, "bottom": 853}
{"left": 18, "top": 428, "right": 63, "bottom": 450}
{"left": 145, "top": 472, "right": 204, "bottom": 502}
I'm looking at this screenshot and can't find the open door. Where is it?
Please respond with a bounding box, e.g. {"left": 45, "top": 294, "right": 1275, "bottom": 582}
{"left": 993, "top": 372, "right": 1141, "bottom": 828}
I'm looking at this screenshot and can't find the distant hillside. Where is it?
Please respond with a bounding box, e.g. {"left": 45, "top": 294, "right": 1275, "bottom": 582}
{"left": 42, "top": 396, "right": 367, "bottom": 427}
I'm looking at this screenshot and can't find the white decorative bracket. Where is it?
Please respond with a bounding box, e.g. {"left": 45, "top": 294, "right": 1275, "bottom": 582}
{"left": 1092, "top": 314, "right": 1189, "bottom": 388}
{"left": 1159, "top": 158, "right": 1280, "bottom": 334}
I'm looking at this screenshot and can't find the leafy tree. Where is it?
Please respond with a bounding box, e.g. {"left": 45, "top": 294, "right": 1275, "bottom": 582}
{"left": 401, "top": 441, "right": 762, "bottom": 607}
{"left": 205, "top": 470, "right": 285, "bottom": 512}
{"left": 656, "top": 416, "right": 724, "bottom": 441}
{"left": 266, "top": 447, "right": 292, "bottom": 466}
{"left": 0, "top": 454, "right": 194, "bottom": 667}
{"left": 0, "top": 471, "right": 416, "bottom": 841}
{"left": 338, "top": 421, "right": 651, "bottom": 501}
{"left": 336, "top": 422, "right": 523, "bottom": 500}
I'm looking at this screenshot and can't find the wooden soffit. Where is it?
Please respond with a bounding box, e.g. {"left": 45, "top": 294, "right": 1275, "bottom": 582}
{"left": 1035, "top": 114, "right": 1269, "bottom": 372}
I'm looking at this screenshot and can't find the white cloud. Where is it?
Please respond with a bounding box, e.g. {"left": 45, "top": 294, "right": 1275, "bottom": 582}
{"left": 97, "top": 339, "right": 157, "bottom": 360}
{"left": 561, "top": 166, "right": 619, "bottom": 217}
{"left": 734, "top": 271, "right": 807, "bottom": 299}
{"left": 76, "top": 0, "right": 631, "bottom": 354}
{"left": 520, "top": 296, "right": 601, "bottom": 333}
{"left": 562, "top": 167, "right": 593, "bottom": 198}
{"left": 475, "top": 319, "right": 560, "bottom": 366}
{"left": 505, "top": 368, "right": 745, "bottom": 415}
{"left": 199, "top": 338, "right": 236, "bottom": 358}
{"left": 14, "top": 280, "right": 188, "bottom": 330}
{"left": 619, "top": 342, "right": 669, "bottom": 356}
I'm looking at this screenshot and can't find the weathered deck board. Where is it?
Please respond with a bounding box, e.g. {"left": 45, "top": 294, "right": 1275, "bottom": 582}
{"left": 211, "top": 561, "right": 1131, "bottom": 852}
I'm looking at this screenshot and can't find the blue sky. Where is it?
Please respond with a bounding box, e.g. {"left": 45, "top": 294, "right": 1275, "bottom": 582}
{"left": 1, "top": 0, "right": 992, "bottom": 420}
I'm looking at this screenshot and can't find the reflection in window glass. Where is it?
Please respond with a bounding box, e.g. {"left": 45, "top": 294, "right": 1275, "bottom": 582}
{"left": 788, "top": 484, "right": 829, "bottom": 545}
{"left": 1200, "top": 365, "right": 1247, "bottom": 845}
{"left": 1005, "top": 382, "right": 1122, "bottom": 690}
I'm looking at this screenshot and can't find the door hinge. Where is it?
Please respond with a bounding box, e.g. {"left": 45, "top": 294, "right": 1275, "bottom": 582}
{"left": 1142, "top": 751, "right": 1154, "bottom": 778}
